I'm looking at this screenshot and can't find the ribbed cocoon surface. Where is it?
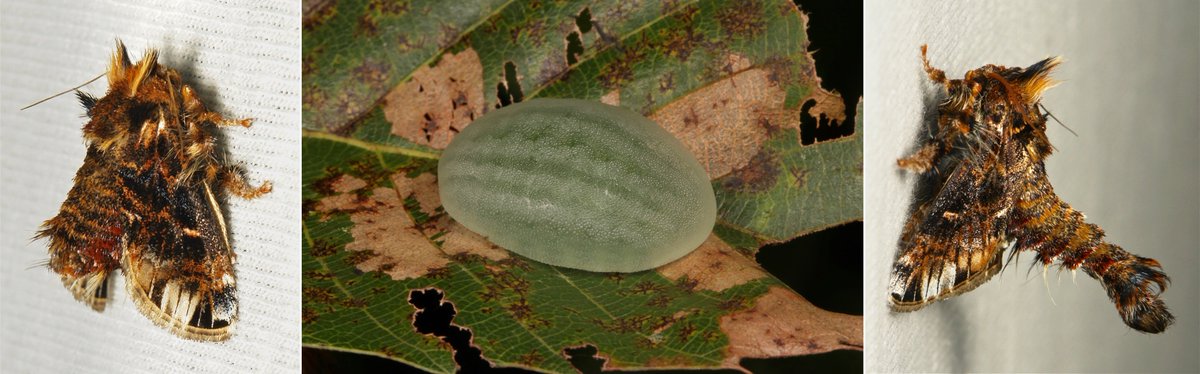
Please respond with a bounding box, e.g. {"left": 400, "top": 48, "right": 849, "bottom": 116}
{"left": 438, "top": 98, "right": 716, "bottom": 272}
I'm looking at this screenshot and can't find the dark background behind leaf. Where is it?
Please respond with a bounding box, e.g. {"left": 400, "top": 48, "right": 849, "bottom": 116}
{"left": 302, "top": 0, "right": 862, "bottom": 372}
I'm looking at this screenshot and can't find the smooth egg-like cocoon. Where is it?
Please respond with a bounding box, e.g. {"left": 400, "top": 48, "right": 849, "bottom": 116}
{"left": 438, "top": 98, "right": 716, "bottom": 273}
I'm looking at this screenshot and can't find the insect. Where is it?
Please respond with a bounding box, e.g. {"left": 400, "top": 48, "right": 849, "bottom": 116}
{"left": 889, "top": 45, "right": 1173, "bottom": 333}
{"left": 34, "top": 40, "right": 272, "bottom": 341}
{"left": 438, "top": 99, "right": 715, "bottom": 273}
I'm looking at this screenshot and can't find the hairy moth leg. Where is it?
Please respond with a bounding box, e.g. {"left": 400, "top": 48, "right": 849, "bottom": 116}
{"left": 216, "top": 163, "right": 272, "bottom": 199}
{"left": 181, "top": 84, "right": 253, "bottom": 128}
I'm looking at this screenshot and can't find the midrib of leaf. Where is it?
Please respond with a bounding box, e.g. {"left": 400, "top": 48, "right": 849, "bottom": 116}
{"left": 301, "top": 223, "right": 449, "bottom": 373}
{"left": 303, "top": 128, "right": 441, "bottom": 160}
{"left": 522, "top": 0, "right": 700, "bottom": 101}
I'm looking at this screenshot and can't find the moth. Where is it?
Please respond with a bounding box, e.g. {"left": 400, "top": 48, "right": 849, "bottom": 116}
{"left": 889, "top": 45, "right": 1173, "bottom": 333}
{"left": 35, "top": 40, "right": 271, "bottom": 341}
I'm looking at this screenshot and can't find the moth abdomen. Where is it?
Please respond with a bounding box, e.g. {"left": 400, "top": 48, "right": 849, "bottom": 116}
{"left": 1013, "top": 177, "right": 1173, "bottom": 333}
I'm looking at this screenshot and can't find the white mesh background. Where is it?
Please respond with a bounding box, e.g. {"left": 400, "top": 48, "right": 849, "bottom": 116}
{"left": 864, "top": 1, "right": 1199, "bottom": 372}
{"left": 1, "top": 1, "right": 300, "bottom": 372}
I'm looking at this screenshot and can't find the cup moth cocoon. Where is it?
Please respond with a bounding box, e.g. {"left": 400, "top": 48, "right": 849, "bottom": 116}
{"left": 437, "top": 98, "right": 716, "bottom": 272}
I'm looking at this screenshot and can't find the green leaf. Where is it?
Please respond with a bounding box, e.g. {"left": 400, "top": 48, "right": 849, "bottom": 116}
{"left": 303, "top": 0, "right": 863, "bottom": 372}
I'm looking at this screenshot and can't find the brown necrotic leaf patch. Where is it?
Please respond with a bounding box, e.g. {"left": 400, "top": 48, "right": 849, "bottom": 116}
{"left": 600, "top": 89, "right": 621, "bottom": 106}
{"left": 716, "top": 0, "right": 766, "bottom": 37}
{"left": 722, "top": 148, "right": 781, "bottom": 193}
{"left": 313, "top": 172, "right": 446, "bottom": 279}
{"left": 383, "top": 48, "right": 484, "bottom": 149}
{"left": 658, "top": 234, "right": 768, "bottom": 292}
{"left": 395, "top": 173, "right": 508, "bottom": 261}
{"left": 718, "top": 287, "right": 863, "bottom": 369}
{"left": 303, "top": 0, "right": 337, "bottom": 30}
{"left": 650, "top": 54, "right": 799, "bottom": 179}
{"left": 314, "top": 170, "right": 509, "bottom": 280}
{"left": 335, "top": 185, "right": 445, "bottom": 279}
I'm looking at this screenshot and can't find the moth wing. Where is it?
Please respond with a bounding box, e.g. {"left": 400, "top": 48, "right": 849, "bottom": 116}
{"left": 889, "top": 156, "right": 1012, "bottom": 311}
{"left": 122, "top": 181, "right": 237, "bottom": 341}
{"left": 37, "top": 146, "right": 125, "bottom": 311}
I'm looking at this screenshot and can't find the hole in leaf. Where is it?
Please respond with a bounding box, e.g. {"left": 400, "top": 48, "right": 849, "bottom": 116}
{"left": 795, "top": 0, "right": 861, "bottom": 145}
{"left": 798, "top": 98, "right": 853, "bottom": 145}
{"left": 576, "top": 7, "right": 593, "bottom": 34}
{"left": 757, "top": 222, "right": 863, "bottom": 315}
{"left": 409, "top": 288, "right": 491, "bottom": 371}
{"left": 566, "top": 31, "right": 584, "bottom": 65}
{"left": 504, "top": 61, "right": 524, "bottom": 104}
{"left": 497, "top": 82, "right": 511, "bottom": 107}
{"left": 741, "top": 349, "right": 863, "bottom": 373}
{"left": 495, "top": 62, "right": 524, "bottom": 107}
{"left": 563, "top": 345, "right": 606, "bottom": 374}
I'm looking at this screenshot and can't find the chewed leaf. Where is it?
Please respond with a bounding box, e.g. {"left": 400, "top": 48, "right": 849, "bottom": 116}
{"left": 303, "top": 0, "right": 862, "bottom": 372}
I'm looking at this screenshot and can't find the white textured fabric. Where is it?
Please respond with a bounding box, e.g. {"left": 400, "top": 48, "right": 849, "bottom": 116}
{"left": 1, "top": 1, "right": 300, "bottom": 372}
{"left": 865, "top": 1, "right": 1199, "bottom": 372}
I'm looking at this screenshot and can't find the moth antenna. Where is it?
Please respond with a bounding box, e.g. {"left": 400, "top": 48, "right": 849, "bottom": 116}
{"left": 1039, "top": 103, "right": 1077, "bottom": 136}
{"left": 19, "top": 73, "right": 105, "bottom": 110}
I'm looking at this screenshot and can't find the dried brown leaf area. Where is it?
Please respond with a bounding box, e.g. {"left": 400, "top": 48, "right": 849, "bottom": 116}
{"left": 313, "top": 172, "right": 507, "bottom": 280}
{"left": 658, "top": 234, "right": 768, "bottom": 292}
{"left": 384, "top": 48, "right": 485, "bottom": 149}
{"left": 649, "top": 54, "right": 845, "bottom": 179}
{"left": 651, "top": 55, "right": 788, "bottom": 179}
{"left": 719, "top": 287, "right": 863, "bottom": 368}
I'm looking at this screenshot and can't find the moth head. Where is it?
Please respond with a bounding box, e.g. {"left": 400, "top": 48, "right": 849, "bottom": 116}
{"left": 965, "top": 57, "right": 1061, "bottom": 136}
{"left": 86, "top": 40, "right": 187, "bottom": 153}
